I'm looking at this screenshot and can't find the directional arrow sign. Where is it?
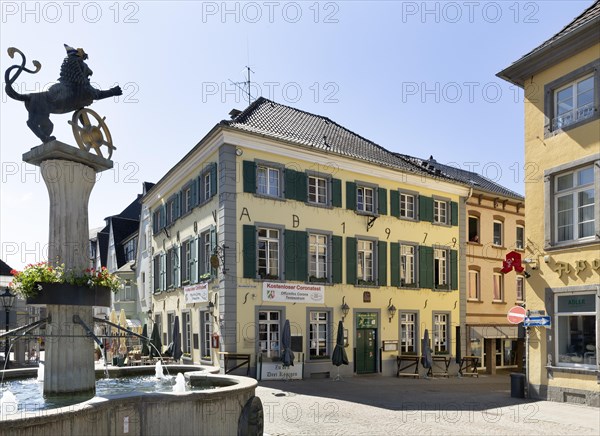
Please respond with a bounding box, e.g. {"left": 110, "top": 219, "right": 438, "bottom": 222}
{"left": 524, "top": 316, "right": 551, "bottom": 327}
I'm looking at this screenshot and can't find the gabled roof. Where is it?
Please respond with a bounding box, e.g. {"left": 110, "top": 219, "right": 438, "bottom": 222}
{"left": 0, "top": 259, "right": 13, "bottom": 276}
{"left": 498, "top": 1, "right": 600, "bottom": 87}
{"left": 221, "top": 97, "right": 452, "bottom": 179}
{"left": 397, "top": 154, "right": 524, "bottom": 201}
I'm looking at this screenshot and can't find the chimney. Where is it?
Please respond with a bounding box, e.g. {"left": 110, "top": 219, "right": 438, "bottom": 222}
{"left": 229, "top": 109, "right": 242, "bottom": 119}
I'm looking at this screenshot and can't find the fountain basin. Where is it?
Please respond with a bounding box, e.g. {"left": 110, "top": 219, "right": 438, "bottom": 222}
{"left": 0, "top": 366, "right": 262, "bottom": 436}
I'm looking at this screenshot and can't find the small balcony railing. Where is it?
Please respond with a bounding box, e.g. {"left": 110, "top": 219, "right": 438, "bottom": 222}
{"left": 552, "top": 102, "right": 595, "bottom": 131}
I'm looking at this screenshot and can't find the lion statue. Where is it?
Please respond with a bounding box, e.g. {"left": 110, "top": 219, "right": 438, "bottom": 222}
{"left": 4, "top": 44, "right": 122, "bottom": 143}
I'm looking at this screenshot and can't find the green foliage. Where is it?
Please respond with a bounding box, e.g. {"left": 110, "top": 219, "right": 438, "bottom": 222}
{"left": 9, "top": 262, "right": 121, "bottom": 298}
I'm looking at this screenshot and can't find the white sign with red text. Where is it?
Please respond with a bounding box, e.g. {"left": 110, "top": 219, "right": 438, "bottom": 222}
{"left": 184, "top": 282, "right": 209, "bottom": 305}
{"left": 262, "top": 282, "right": 324, "bottom": 304}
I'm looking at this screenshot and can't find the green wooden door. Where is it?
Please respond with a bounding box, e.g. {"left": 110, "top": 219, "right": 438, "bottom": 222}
{"left": 356, "top": 328, "right": 377, "bottom": 374}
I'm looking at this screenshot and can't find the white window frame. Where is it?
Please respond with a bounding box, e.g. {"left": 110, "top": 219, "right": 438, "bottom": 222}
{"left": 400, "top": 193, "right": 416, "bottom": 219}
{"left": 516, "top": 225, "right": 525, "bottom": 250}
{"left": 493, "top": 272, "right": 504, "bottom": 302}
{"left": 516, "top": 276, "right": 524, "bottom": 302}
{"left": 309, "top": 311, "right": 329, "bottom": 358}
{"left": 400, "top": 244, "right": 416, "bottom": 287}
{"left": 400, "top": 312, "right": 417, "bottom": 354}
{"left": 493, "top": 221, "right": 503, "bottom": 247}
{"left": 308, "top": 175, "right": 328, "bottom": 205}
{"left": 554, "top": 165, "right": 595, "bottom": 243}
{"left": 309, "top": 233, "right": 328, "bottom": 282}
{"left": 159, "top": 253, "right": 167, "bottom": 291}
{"left": 553, "top": 74, "right": 595, "bottom": 131}
{"left": 434, "top": 199, "right": 448, "bottom": 224}
{"left": 357, "top": 186, "right": 375, "bottom": 213}
{"left": 434, "top": 248, "right": 448, "bottom": 288}
{"left": 468, "top": 269, "right": 480, "bottom": 301}
{"left": 204, "top": 172, "right": 211, "bottom": 202}
{"left": 357, "top": 239, "right": 375, "bottom": 284}
{"left": 257, "top": 165, "right": 281, "bottom": 197}
{"left": 433, "top": 313, "right": 449, "bottom": 354}
{"left": 200, "top": 231, "right": 212, "bottom": 276}
{"left": 182, "top": 311, "right": 191, "bottom": 354}
{"left": 258, "top": 228, "right": 280, "bottom": 279}
{"left": 183, "top": 184, "right": 193, "bottom": 214}
{"left": 202, "top": 311, "right": 212, "bottom": 359}
{"left": 258, "top": 310, "right": 280, "bottom": 358}
{"left": 554, "top": 291, "right": 597, "bottom": 369}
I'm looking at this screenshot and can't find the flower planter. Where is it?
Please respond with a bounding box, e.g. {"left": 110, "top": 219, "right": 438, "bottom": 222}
{"left": 26, "top": 282, "right": 111, "bottom": 307}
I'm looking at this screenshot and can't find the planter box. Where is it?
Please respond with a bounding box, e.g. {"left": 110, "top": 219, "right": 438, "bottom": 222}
{"left": 26, "top": 283, "right": 111, "bottom": 307}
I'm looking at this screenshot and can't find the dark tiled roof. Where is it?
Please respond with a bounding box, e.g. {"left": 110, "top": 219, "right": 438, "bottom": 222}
{"left": 222, "top": 97, "right": 447, "bottom": 178}
{"left": 397, "top": 154, "right": 524, "bottom": 201}
{"left": 0, "top": 259, "right": 13, "bottom": 276}
{"left": 518, "top": 1, "right": 600, "bottom": 61}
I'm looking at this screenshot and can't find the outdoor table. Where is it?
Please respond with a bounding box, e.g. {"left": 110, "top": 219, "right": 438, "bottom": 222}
{"left": 427, "top": 355, "right": 451, "bottom": 377}
{"left": 219, "top": 352, "right": 251, "bottom": 375}
{"left": 396, "top": 355, "right": 420, "bottom": 377}
{"left": 459, "top": 356, "right": 479, "bottom": 377}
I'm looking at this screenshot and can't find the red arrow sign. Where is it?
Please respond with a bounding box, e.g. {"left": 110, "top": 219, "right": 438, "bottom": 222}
{"left": 507, "top": 306, "right": 526, "bottom": 324}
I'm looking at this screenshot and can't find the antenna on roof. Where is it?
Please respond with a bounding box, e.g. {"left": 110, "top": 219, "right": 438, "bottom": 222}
{"left": 228, "top": 65, "right": 256, "bottom": 107}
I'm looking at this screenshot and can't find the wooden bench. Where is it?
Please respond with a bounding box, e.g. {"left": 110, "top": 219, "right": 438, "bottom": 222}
{"left": 219, "top": 352, "right": 251, "bottom": 375}
{"left": 396, "top": 355, "right": 420, "bottom": 377}
{"left": 459, "top": 356, "right": 479, "bottom": 377}
{"left": 427, "top": 356, "right": 450, "bottom": 377}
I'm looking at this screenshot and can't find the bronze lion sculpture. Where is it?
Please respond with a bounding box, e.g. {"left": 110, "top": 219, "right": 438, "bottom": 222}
{"left": 4, "top": 44, "right": 122, "bottom": 143}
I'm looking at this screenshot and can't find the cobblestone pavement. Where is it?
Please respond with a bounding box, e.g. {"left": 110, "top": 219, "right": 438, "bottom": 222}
{"left": 256, "top": 374, "right": 600, "bottom": 435}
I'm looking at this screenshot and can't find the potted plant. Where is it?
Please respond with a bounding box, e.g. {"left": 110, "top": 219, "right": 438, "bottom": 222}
{"left": 9, "top": 262, "right": 121, "bottom": 306}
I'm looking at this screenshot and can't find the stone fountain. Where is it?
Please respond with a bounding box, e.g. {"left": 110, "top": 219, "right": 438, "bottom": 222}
{"left": 6, "top": 44, "right": 121, "bottom": 395}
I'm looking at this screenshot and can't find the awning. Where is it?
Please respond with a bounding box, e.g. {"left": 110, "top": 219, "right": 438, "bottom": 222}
{"left": 126, "top": 319, "right": 142, "bottom": 329}
{"left": 470, "top": 325, "right": 519, "bottom": 339}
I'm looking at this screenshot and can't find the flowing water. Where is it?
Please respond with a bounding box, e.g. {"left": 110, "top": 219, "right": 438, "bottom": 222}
{"left": 173, "top": 373, "right": 186, "bottom": 392}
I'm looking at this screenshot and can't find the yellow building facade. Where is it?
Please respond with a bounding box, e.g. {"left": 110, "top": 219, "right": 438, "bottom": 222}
{"left": 498, "top": 1, "right": 599, "bottom": 406}
{"left": 144, "top": 98, "right": 470, "bottom": 378}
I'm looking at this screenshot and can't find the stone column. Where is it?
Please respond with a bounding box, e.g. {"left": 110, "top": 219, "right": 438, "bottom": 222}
{"left": 23, "top": 141, "right": 112, "bottom": 395}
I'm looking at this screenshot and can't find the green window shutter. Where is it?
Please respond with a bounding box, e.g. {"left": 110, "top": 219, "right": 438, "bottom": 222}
{"left": 390, "top": 242, "right": 400, "bottom": 287}
{"left": 296, "top": 231, "right": 308, "bottom": 281}
{"left": 419, "top": 195, "right": 433, "bottom": 222}
{"left": 284, "top": 230, "right": 297, "bottom": 280}
{"left": 346, "top": 237, "right": 357, "bottom": 284}
{"left": 377, "top": 188, "right": 388, "bottom": 215}
{"left": 284, "top": 168, "right": 298, "bottom": 200}
{"left": 390, "top": 190, "right": 399, "bottom": 217}
{"left": 451, "top": 201, "right": 458, "bottom": 226}
{"left": 210, "top": 163, "right": 218, "bottom": 197}
{"left": 378, "top": 240, "right": 387, "bottom": 286}
{"left": 296, "top": 172, "right": 307, "bottom": 202}
{"left": 242, "top": 225, "right": 256, "bottom": 279}
{"left": 419, "top": 245, "right": 433, "bottom": 289}
{"left": 331, "top": 178, "right": 342, "bottom": 207}
{"left": 450, "top": 249, "right": 458, "bottom": 290}
{"left": 191, "top": 180, "right": 198, "bottom": 206}
{"left": 210, "top": 225, "right": 217, "bottom": 274}
{"left": 346, "top": 182, "right": 356, "bottom": 210}
{"left": 332, "top": 235, "right": 343, "bottom": 283}
{"left": 243, "top": 160, "right": 256, "bottom": 193}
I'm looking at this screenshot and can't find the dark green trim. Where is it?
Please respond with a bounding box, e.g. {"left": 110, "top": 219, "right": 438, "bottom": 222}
{"left": 243, "top": 225, "right": 256, "bottom": 278}
{"left": 243, "top": 160, "right": 256, "bottom": 193}
{"left": 331, "top": 178, "right": 342, "bottom": 208}
{"left": 390, "top": 242, "right": 400, "bottom": 287}
{"left": 451, "top": 201, "right": 458, "bottom": 226}
{"left": 390, "top": 190, "right": 399, "bottom": 217}
{"left": 332, "top": 235, "right": 343, "bottom": 283}
{"left": 378, "top": 188, "right": 388, "bottom": 215}
{"left": 419, "top": 195, "right": 433, "bottom": 222}
{"left": 346, "top": 182, "right": 356, "bottom": 210}
{"left": 378, "top": 241, "right": 387, "bottom": 286}
{"left": 419, "top": 245, "right": 433, "bottom": 289}
{"left": 450, "top": 249, "right": 458, "bottom": 290}
{"left": 346, "top": 237, "right": 357, "bottom": 284}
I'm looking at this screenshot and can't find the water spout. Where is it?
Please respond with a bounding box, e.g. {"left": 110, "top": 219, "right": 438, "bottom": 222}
{"left": 37, "top": 362, "right": 44, "bottom": 381}
{"left": 0, "top": 390, "right": 19, "bottom": 419}
{"left": 155, "top": 361, "right": 165, "bottom": 379}
{"left": 173, "top": 373, "right": 186, "bottom": 392}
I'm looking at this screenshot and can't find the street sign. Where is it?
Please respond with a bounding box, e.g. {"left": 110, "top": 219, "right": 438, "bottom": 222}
{"left": 507, "top": 306, "right": 527, "bottom": 324}
{"left": 524, "top": 316, "right": 551, "bottom": 327}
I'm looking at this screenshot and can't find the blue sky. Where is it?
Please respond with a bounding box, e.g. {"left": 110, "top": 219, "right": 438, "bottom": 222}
{"left": 0, "top": 0, "right": 592, "bottom": 269}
